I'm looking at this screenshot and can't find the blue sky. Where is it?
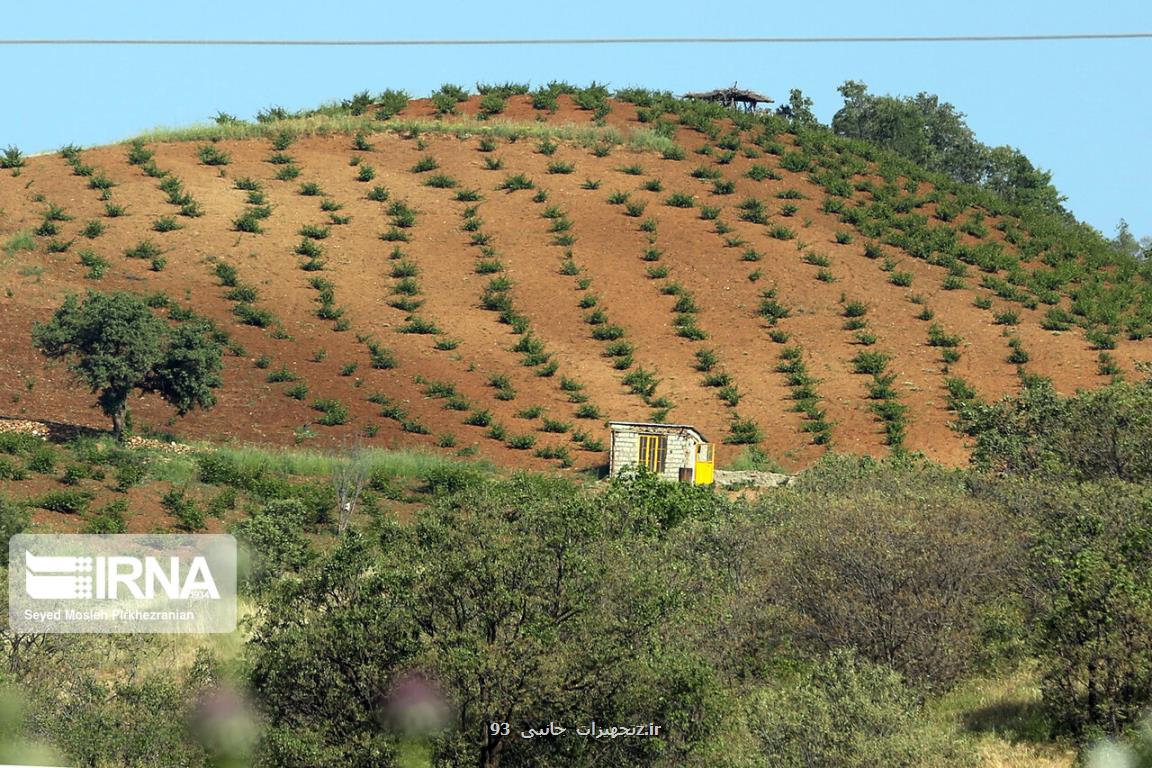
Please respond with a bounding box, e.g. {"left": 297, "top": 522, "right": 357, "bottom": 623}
{"left": 2, "top": 0, "right": 1148, "bottom": 237}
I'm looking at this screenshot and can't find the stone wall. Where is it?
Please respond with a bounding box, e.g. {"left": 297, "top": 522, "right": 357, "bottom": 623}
{"left": 610, "top": 427, "right": 698, "bottom": 482}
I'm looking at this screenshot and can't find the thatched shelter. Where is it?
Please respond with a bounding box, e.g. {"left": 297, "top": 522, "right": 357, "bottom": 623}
{"left": 682, "top": 84, "right": 774, "bottom": 112}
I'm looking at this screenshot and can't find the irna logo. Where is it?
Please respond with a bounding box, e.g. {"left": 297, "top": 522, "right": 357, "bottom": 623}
{"left": 9, "top": 534, "right": 237, "bottom": 634}
{"left": 24, "top": 551, "right": 221, "bottom": 601}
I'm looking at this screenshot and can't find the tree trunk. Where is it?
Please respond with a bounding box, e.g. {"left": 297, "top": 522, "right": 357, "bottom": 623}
{"left": 480, "top": 735, "right": 504, "bottom": 768}
{"left": 111, "top": 403, "right": 128, "bottom": 443}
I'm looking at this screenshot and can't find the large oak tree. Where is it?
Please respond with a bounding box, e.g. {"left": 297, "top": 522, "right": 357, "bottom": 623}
{"left": 33, "top": 291, "right": 224, "bottom": 441}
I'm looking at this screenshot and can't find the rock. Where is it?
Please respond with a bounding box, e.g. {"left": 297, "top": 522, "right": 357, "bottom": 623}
{"left": 712, "top": 469, "right": 794, "bottom": 489}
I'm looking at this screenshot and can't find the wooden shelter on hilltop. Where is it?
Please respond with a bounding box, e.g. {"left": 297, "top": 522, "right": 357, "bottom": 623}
{"left": 682, "top": 84, "right": 774, "bottom": 112}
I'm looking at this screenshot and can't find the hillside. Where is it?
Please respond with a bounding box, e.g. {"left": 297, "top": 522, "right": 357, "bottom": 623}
{"left": 3, "top": 89, "right": 1149, "bottom": 472}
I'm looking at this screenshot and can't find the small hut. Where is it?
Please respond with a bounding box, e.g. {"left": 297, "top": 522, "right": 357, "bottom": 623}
{"left": 682, "top": 84, "right": 773, "bottom": 112}
{"left": 607, "top": 421, "right": 715, "bottom": 485}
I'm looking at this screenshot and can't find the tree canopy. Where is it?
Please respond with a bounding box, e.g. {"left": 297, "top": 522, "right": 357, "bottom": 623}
{"left": 32, "top": 291, "right": 224, "bottom": 440}
{"left": 831, "top": 81, "right": 1066, "bottom": 216}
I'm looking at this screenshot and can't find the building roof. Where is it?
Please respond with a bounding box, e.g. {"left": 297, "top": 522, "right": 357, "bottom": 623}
{"left": 607, "top": 421, "right": 708, "bottom": 442}
{"left": 682, "top": 86, "right": 774, "bottom": 104}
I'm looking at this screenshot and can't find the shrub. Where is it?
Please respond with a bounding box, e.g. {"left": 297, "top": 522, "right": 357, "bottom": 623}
{"left": 591, "top": 324, "right": 625, "bottom": 341}
{"left": 162, "top": 487, "right": 205, "bottom": 531}
{"left": 352, "top": 161, "right": 380, "bottom": 180}
{"left": 376, "top": 89, "right": 409, "bottom": 119}
{"left": 757, "top": 290, "right": 791, "bottom": 323}
{"left": 364, "top": 184, "right": 391, "bottom": 203}
{"left": 852, "top": 351, "right": 890, "bottom": 375}
{"left": 993, "top": 309, "right": 1020, "bottom": 325}
{"left": 927, "top": 324, "right": 962, "bottom": 348}
{"left": 464, "top": 409, "right": 493, "bottom": 427}
{"left": 197, "top": 144, "right": 231, "bottom": 166}
{"left": 711, "top": 179, "right": 736, "bottom": 195}
{"left": 1006, "top": 337, "right": 1030, "bottom": 364}
{"left": 124, "top": 239, "right": 161, "bottom": 260}
{"left": 0, "top": 457, "right": 27, "bottom": 481}
{"left": 498, "top": 173, "right": 534, "bottom": 191}
{"left": 231, "top": 213, "right": 263, "bottom": 234}
{"left": 285, "top": 382, "right": 308, "bottom": 400}
{"left": 398, "top": 316, "right": 439, "bottom": 334}
{"left": 35, "top": 489, "right": 93, "bottom": 515}
{"left": 574, "top": 404, "right": 601, "bottom": 420}
{"left": 478, "top": 93, "right": 506, "bottom": 116}
{"left": 367, "top": 342, "right": 396, "bottom": 369}
{"left": 1086, "top": 329, "right": 1117, "bottom": 350}
{"left": 425, "top": 173, "right": 457, "bottom": 188}
{"left": 274, "top": 164, "right": 301, "bottom": 181}
{"left": 621, "top": 367, "right": 659, "bottom": 399}
{"left": 299, "top": 224, "right": 330, "bottom": 240}
{"left": 311, "top": 398, "right": 350, "bottom": 426}
{"left": 411, "top": 154, "right": 439, "bottom": 173}
{"left": 1, "top": 145, "right": 26, "bottom": 169}
{"left": 506, "top": 434, "right": 536, "bottom": 450}
{"left": 541, "top": 417, "right": 571, "bottom": 433}
{"left": 1097, "top": 352, "right": 1122, "bottom": 377}
{"left": 84, "top": 498, "right": 128, "bottom": 534}
{"left": 746, "top": 164, "right": 780, "bottom": 181}
{"left": 232, "top": 303, "right": 275, "bottom": 327}
{"left": 725, "top": 415, "right": 762, "bottom": 444}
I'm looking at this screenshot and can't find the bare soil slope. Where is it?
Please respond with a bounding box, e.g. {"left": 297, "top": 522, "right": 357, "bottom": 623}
{"left": 2, "top": 95, "right": 1147, "bottom": 472}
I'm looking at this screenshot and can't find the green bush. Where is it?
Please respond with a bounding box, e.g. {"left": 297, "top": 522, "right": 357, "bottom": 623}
{"left": 959, "top": 377, "right": 1152, "bottom": 482}
{"left": 231, "top": 499, "right": 316, "bottom": 593}
{"left": 0, "top": 496, "right": 29, "bottom": 562}
{"left": 725, "top": 414, "right": 762, "bottom": 444}
{"left": 744, "top": 650, "right": 971, "bottom": 767}
{"left": 498, "top": 173, "right": 534, "bottom": 192}
{"left": 478, "top": 93, "right": 506, "bottom": 116}
{"left": 376, "top": 88, "right": 409, "bottom": 119}
{"left": 35, "top": 489, "right": 93, "bottom": 514}
{"left": 852, "top": 351, "right": 890, "bottom": 375}
{"left": 196, "top": 144, "right": 231, "bottom": 166}
{"left": 1, "top": 144, "right": 26, "bottom": 169}
{"left": 0, "top": 456, "right": 27, "bottom": 481}
{"left": 162, "top": 487, "right": 204, "bottom": 531}
{"left": 312, "top": 398, "right": 350, "bottom": 426}
{"left": 83, "top": 498, "right": 128, "bottom": 533}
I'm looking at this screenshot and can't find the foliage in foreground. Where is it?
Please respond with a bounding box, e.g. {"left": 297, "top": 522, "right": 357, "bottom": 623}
{"left": 4, "top": 376, "right": 1152, "bottom": 766}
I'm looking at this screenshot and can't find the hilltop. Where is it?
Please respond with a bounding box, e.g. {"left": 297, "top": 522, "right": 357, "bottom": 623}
{"left": 2, "top": 84, "right": 1149, "bottom": 472}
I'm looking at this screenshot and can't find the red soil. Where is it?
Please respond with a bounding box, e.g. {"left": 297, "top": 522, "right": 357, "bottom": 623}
{"left": 2, "top": 95, "right": 1147, "bottom": 474}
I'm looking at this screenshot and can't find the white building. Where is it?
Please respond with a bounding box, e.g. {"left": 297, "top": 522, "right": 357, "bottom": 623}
{"left": 607, "top": 421, "right": 715, "bottom": 485}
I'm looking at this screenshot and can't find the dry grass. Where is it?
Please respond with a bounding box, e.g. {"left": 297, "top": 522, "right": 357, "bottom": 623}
{"left": 973, "top": 739, "right": 1075, "bottom": 768}
{"left": 126, "top": 115, "right": 676, "bottom": 155}
{"left": 929, "top": 664, "right": 1076, "bottom": 768}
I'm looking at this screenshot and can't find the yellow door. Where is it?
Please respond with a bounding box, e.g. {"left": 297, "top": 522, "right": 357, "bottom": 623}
{"left": 694, "top": 443, "right": 715, "bottom": 485}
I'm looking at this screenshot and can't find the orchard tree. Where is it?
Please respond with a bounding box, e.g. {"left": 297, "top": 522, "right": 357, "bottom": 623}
{"left": 776, "top": 88, "right": 819, "bottom": 130}
{"left": 32, "top": 291, "right": 224, "bottom": 441}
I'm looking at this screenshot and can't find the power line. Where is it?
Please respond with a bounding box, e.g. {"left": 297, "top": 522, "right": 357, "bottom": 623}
{"left": 0, "top": 33, "right": 1150, "bottom": 47}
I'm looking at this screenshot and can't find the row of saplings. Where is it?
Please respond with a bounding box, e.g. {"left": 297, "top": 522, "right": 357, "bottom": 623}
{"left": 3, "top": 376, "right": 1151, "bottom": 767}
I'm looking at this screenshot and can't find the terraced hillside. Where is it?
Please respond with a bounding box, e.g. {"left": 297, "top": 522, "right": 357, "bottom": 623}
{"left": 2, "top": 91, "right": 1149, "bottom": 472}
